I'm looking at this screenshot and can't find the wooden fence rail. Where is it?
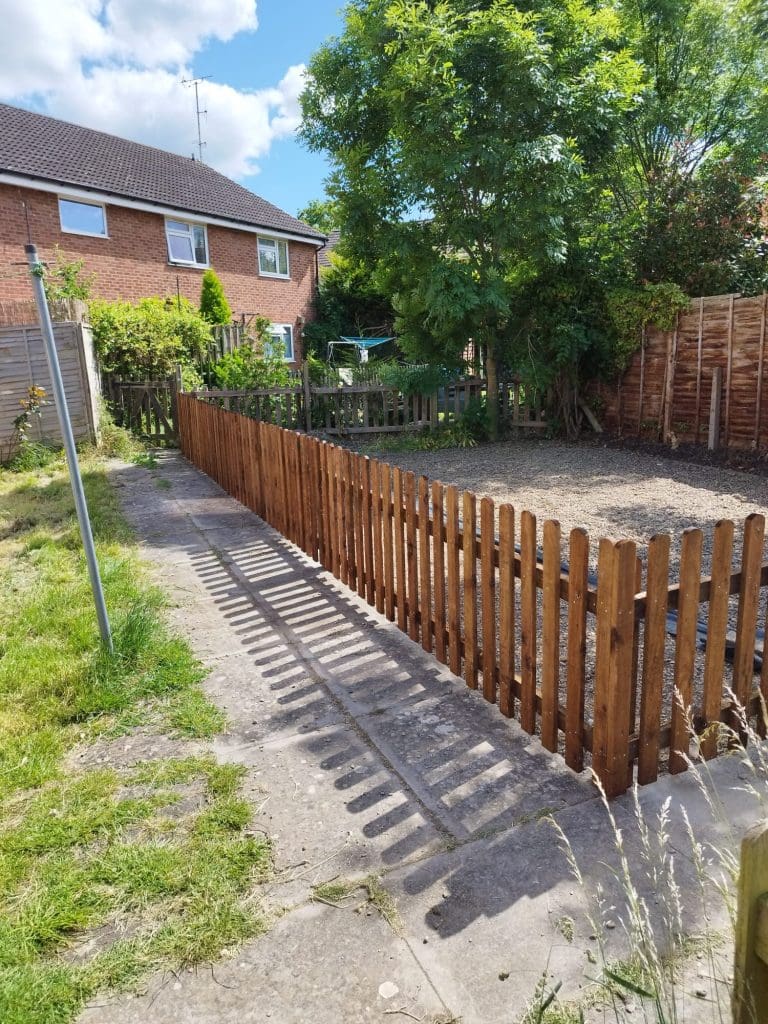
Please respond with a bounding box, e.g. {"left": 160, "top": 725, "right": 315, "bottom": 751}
{"left": 178, "top": 394, "right": 768, "bottom": 797}
{"left": 192, "top": 374, "right": 546, "bottom": 436}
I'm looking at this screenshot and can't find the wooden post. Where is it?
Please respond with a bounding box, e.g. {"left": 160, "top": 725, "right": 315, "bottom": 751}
{"left": 636, "top": 326, "right": 645, "bottom": 436}
{"left": 695, "top": 297, "right": 704, "bottom": 444}
{"left": 708, "top": 366, "right": 723, "bottom": 451}
{"left": 755, "top": 294, "right": 767, "bottom": 450}
{"left": 725, "top": 294, "right": 735, "bottom": 448}
{"left": 302, "top": 359, "right": 312, "bottom": 433}
{"left": 733, "top": 819, "right": 768, "bottom": 1024}
{"left": 662, "top": 319, "right": 678, "bottom": 444}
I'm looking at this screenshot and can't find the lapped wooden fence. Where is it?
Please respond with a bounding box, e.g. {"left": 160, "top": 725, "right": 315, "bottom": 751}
{"left": 178, "top": 394, "right": 768, "bottom": 797}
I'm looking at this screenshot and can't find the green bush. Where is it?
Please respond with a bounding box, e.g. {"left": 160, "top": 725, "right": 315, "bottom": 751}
{"left": 212, "top": 318, "right": 291, "bottom": 390}
{"left": 90, "top": 297, "right": 211, "bottom": 380}
{"left": 459, "top": 396, "right": 490, "bottom": 442}
{"left": 199, "top": 269, "right": 232, "bottom": 325}
{"left": 377, "top": 362, "right": 457, "bottom": 396}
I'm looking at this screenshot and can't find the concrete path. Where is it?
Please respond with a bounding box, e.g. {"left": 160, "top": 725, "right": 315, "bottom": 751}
{"left": 80, "top": 452, "right": 767, "bottom": 1024}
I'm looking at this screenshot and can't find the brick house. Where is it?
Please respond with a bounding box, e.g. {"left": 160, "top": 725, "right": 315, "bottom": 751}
{"left": 0, "top": 103, "right": 326, "bottom": 364}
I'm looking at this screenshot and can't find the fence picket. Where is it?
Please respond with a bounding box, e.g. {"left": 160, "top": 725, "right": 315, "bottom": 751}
{"left": 382, "top": 463, "right": 395, "bottom": 622}
{"left": 405, "top": 473, "right": 419, "bottom": 642}
{"left": 463, "top": 490, "right": 478, "bottom": 690}
{"left": 432, "top": 481, "right": 446, "bottom": 663}
{"left": 637, "top": 534, "right": 672, "bottom": 784}
{"left": 480, "top": 496, "right": 497, "bottom": 704}
{"left": 701, "top": 520, "right": 734, "bottom": 758}
{"left": 419, "top": 476, "right": 433, "bottom": 652}
{"left": 446, "top": 485, "right": 461, "bottom": 676}
{"left": 669, "top": 528, "right": 703, "bottom": 774}
{"left": 520, "top": 510, "right": 537, "bottom": 733}
{"left": 565, "top": 528, "right": 588, "bottom": 771}
{"left": 371, "top": 460, "right": 385, "bottom": 614}
{"left": 354, "top": 456, "right": 366, "bottom": 600}
{"left": 541, "top": 519, "right": 561, "bottom": 752}
{"left": 733, "top": 514, "right": 766, "bottom": 714}
{"left": 393, "top": 469, "right": 407, "bottom": 633}
{"left": 362, "top": 458, "right": 375, "bottom": 606}
{"left": 498, "top": 505, "right": 516, "bottom": 718}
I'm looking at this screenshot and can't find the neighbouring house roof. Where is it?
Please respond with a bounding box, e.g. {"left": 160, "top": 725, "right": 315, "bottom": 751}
{"left": 318, "top": 229, "right": 342, "bottom": 267}
{"left": 0, "top": 103, "right": 326, "bottom": 244}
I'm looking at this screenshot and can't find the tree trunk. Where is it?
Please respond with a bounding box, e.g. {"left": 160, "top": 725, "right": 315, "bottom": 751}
{"left": 486, "top": 343, "right": 499, "bottom": 441}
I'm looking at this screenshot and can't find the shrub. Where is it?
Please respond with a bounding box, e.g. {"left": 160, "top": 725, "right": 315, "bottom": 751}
{"left": 90, "top": 297, "right": 211, "bottom": 379}
{"left": 211, "top": 317, "right": 292, "bottom": 390}
{"left": 377, "top": 362, "right": 457, "bottom": 397}
{"left": 43, "top": 247, "right": 94, "bottom": 303}
{"left": 199, "top": 269, "right": 232, "bottom": 325}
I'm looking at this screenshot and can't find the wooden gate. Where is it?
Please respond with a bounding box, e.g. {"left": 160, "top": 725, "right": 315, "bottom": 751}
{"left": 105, "top": 377, "right": 179, "bottom": 444}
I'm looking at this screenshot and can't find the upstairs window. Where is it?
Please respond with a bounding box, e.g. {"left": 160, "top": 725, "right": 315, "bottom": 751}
{"left": 258, "top": 236, "right": 289, "bottom": 278}
{"left": 268, "top": 323, "right": 294, "bottom": 361}
{"left": 58, "top": 198, "right": 108, "bottom": 237}
{"left": 165, "top": 219, "right": 208, "bottom": 267}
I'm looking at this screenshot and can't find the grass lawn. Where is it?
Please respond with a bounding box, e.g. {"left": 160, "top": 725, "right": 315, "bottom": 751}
{"left": 0, "top": 442, "right": 270, "bottom": 1024}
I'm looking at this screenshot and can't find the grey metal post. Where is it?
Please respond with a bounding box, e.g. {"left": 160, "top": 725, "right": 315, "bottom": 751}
{"left": 25, "top": 244, "right": 113, "bottom": 652}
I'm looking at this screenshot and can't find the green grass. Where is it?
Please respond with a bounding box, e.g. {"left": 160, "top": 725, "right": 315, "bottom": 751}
{"left": 0, "top": 449, "right": 270, "bottom": 1023}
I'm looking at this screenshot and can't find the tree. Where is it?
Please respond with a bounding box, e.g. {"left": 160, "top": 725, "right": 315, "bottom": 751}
{"left": 590, "top": 0, "right": 768, "bottom": 292}
{"left": 298, "top": 198, "right": 340, "bottom": 234}
{"left": 303, "top": 248, "right": 395, "bottom": 357}
{"left": 199, "top": 268, "right": 232, "bottom": 324}
{"left": 301, "top": 0, "right": 639, "bottom": 437}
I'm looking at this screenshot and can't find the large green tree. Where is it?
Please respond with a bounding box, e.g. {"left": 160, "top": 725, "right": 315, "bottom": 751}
{"left": 591, "top": 0, "right": 768, "bottom": 293}
{"left": 301, "top": 0, "right": 639, "bottom": 437}
{"left": 302, "top": 0, "right": 768, "bottom": 438}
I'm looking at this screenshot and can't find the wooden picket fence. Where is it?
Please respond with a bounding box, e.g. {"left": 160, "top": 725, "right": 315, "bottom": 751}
{"left": 194, "top": 374, "right": 545, "bottom": 436}
{"left": 177, "top": 394, "right": 768, "bottom": 797}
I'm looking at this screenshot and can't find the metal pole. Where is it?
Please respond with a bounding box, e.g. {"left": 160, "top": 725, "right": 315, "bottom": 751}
{"left": 25, "top": 244, "right": 113, "bottom": 652}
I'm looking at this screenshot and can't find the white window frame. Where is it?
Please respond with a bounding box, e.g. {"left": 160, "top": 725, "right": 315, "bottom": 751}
{"left": 257, "top": 235, "right": 290, "bottom": 279}
{"left": 268, "top": 323, "right": 294, "bottom": 361}
{"left": 165, "top": 217, "right": 209, "bottom": 268}
{"left": 58, "top": 196, "right": 109, "bottom": 238}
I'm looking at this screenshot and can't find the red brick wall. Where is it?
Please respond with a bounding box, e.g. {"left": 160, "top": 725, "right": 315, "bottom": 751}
{"left": 0, "top": 183, "right": 318, "bottom": 362}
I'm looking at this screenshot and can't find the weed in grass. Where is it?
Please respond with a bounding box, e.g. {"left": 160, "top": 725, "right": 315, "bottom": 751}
{"left": 312, "top": 874, "right": 402, "bottom": 933}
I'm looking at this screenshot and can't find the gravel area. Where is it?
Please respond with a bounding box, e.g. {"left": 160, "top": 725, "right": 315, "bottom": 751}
{"left": 356, "top": 437, "right": 768, "bottom": 578}
{"left": 350, "top": 436, "right": 768, "bottom": 766}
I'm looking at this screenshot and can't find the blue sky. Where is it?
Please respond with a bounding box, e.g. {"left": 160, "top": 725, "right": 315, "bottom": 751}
{"left": 197, "top": 1, "right": 344, "bottom": 215}
{"left": 0, "top": 1, "right": 346, "bottom": 220}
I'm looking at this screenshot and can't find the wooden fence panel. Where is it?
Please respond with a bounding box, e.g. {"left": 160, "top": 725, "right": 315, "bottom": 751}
{"left": 177, "top": 395, "right": 768, "bottom": 798}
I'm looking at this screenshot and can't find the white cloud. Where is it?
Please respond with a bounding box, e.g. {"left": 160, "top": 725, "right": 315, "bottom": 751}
{"left": 0, "top": 0, "right": 304, "bottom": 180}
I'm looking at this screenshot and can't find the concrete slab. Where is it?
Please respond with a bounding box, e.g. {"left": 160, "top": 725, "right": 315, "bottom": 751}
{"left": 386, "top": 795, "right": 717, "bottom": 1024}
{"left": 80, "top": 902, "right": 453, "bottom": 1024}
